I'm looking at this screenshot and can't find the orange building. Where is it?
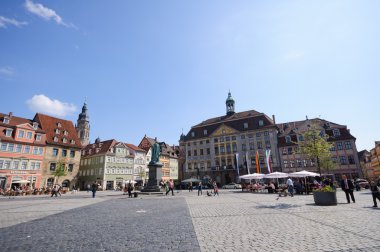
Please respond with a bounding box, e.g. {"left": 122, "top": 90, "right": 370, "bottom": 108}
{"left": 0, "top": 112, "right": 47, "bottom": 190}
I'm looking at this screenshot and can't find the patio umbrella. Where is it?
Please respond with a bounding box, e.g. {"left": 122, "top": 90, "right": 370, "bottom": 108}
{"left": 289, "top": 170, "right": 319, "bottom": 178}
{"left": 264, "top": 172, "right": 289, "bottom": 179}
{"left": 181, "top": 178, "right": 201, "bottom": 183}
{"left": 240, "top": 173, "right": 265, "bottom": 180}
{"left": 12, "top": 180, "right": 30, "bottom": 184}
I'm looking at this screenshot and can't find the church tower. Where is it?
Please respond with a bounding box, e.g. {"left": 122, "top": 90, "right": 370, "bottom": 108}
{"left": 76, "top": 102, "right": 90, "bottom": 147}
{"left": 226, "top": 91, "right": 235, "bottom": 116}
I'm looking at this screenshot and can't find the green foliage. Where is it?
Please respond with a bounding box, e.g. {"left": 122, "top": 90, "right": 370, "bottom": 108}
{"left": 296, "top": 122, "right": 336, "bottom": 176}
{"left": 313, "top": 185, "right": 335, "bottom": 192}
{"left": 52, "top": 160, "right": 67, "bottom": 184}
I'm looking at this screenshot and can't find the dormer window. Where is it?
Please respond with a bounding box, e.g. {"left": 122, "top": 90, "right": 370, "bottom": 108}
{"left": 5, "top": 128, "right": 13, "bottom": 137}
{"left": 32, "top": 122, "right": 38, "bottom": 130}
{"left": 64, "top": 130, "right": 68, "bottom": 136}
{"left": 298, "top": 135, "right": 304, "bottom": 141}
{"left": 243, "top": 122, "right": 248, "bottom": 129}
{"left": 3, "top": 117, "right": 10, "bottom": 124}
{"left": 62, "top": 138, "right": 67, "bottom": 143}
{"left": 259, "top": 120, "right": 264, "bottom": 126}
{"left": 57, "top": 122, "right": 62, "bottom": 127}
{"left": 191, "top": 132, "right": 195, "bottom": 137}
{"left": 36, "top": 134, "right": 42, "bottom": 141}
{"left": 285, "top": 136, "right": 291, "bottom": 144}
{"left": 333, "top": 129, "right": 340, "bottom": 137}
{"left": 71, "top": 140, "right": 75, "bottom": 144}
{"left": 203, "top": 129, "right": 208, "bottom": 136}
{"left": 53, "top": 136, "right": 58, "bottom": 142}
{"left": 55, "top": 129, "right": 60, "bottom": 134}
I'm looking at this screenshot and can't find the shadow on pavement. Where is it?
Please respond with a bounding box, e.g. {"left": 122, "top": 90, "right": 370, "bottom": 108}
{"left": 256, "top": 203, "right": 300, "bottom": 209}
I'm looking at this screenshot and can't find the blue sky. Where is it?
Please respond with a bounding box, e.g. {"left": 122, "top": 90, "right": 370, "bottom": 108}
{"left": 0, "top": 0, "right": 379, "bottom": 150}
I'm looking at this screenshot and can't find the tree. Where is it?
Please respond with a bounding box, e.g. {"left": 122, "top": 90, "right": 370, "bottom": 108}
{"left": 52, "top": 160, "right": 67, "bottom": 184}
{"left": 297, "top": 122, "right": 336, "bottom": 176}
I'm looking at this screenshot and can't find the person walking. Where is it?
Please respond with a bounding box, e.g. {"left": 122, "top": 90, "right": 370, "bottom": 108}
{"left": 287, "top": 178, "right": 294, "bottom": 197}
{"left": 198, "top": 182, "right": 202, "bottom": 196}
{"left": 166, "top": 179, "right": 174, "bottom": 196}
{"left": 213, "top": 181, "right": 219, "bottom": 196}
{"left": 51, "top": 185, "right": 58, "bottom": 197}
{"left": 188, "top": 182, "right": 193, "bottom": 192}
{"left": 369, "top": 180, "right": 380, "bottom": 207}
{"left": 127, "top": 183, "right": 133, "bottom": 198}
{"left": 340, "top": 175, "right": 355, "bottom": 203}
{"left": 91, "top": 182, "right": 98, "bottom": 198}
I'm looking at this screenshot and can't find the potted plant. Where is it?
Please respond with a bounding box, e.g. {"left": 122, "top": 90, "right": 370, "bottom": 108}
{"left": 313, "top": 185, "right": 337, "bottom": 206}
{"left": 296, "top": 121, "right": 337, "bottom": 206}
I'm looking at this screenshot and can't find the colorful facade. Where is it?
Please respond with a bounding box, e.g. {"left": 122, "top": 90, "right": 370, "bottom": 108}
{"left": 0, "top": 112, "right": 46, "bottom": 190}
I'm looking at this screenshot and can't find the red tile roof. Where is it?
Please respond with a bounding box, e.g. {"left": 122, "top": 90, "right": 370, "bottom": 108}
{"left": 125, "top": 143, "right": 146, "bottom": 152}
{"left": 34, "top": 113, "right": 82, "bottom": 149}
{"left": 81, "top": 139, "right": 117, "bottom": 157}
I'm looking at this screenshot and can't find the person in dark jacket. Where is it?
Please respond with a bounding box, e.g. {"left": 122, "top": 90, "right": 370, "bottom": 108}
{"left": 340, "top": 175, "right": 355, "bottom": 203}
{"left": 91, "top": 182, "right": 98, "bottom": 198}
{"left": 127, "top": 183, "right": 133, "bottom": 198}
{"left": 369, "top": 180, "right": 380, "bottom": 207}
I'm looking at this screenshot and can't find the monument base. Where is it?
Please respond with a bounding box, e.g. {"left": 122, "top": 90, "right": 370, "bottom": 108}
{"left": 141, "top": 163, "right": 163, "bottom": 193}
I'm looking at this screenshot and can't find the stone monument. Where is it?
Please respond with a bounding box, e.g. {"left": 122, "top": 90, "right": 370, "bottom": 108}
{"left": 141, "top": 142, "right": 163, "bottom": 192}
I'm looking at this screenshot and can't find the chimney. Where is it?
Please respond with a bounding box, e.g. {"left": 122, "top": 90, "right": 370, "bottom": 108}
{"left": 9, "top": 112, "right": 13, "bottom": 118}
{"left": 272, "top": 115, "right": 276, "bottom": 124}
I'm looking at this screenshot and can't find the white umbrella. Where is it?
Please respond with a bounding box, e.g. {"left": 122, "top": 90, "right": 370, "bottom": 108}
{"left": 264, "top": 172, "right": 289, "bottom": 179}
{"left": 181, "top": 178, "right": 201, "bottom": 183}
{"left": 127, "top": 180, "right": 137, "bottom": 184}
{"left": 240, "top": 173, "right": 265, "bottom": 180}
{"left": 13, "top": 180, "right": 30, "bottom": 184}
{"left": 289, "top": 170, "right": 319, "bottom": 178}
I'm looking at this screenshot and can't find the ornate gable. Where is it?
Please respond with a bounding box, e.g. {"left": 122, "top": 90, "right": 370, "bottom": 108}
{"left": 210, "top": 124, "right": 239, "bottom": 137}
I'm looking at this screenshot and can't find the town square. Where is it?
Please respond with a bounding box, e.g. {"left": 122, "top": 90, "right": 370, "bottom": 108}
{"left": 1, "top": 1, "right": 380, "bottom": 251}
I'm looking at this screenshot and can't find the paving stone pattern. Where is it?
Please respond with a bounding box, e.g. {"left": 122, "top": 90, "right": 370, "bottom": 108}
{"left": 0, "top": 195, "right": 200, "bottom": 252}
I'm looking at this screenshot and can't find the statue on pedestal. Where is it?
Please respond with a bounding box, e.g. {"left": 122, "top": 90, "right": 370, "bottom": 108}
{"left": 150, "top": 142, "right": 161, "bottom": 165}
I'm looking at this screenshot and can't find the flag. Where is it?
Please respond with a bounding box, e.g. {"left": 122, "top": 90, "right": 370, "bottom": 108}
{"left": 266, "top": 149, "right": 272, "bottom": 173}
{"left": 246, "top": 152, "right": 250, "bottom": 174}
{"left": 255, "top": 151, "right": 260, "bottom": 173}
{"left": 235, "top": 153, "right": 239, "bottom": 176}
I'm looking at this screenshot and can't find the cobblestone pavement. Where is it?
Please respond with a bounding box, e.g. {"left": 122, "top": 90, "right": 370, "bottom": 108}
{"left": 185, "top": 189, "right": 380, "bottom": 252}
{"left": 0, "top": 190, "right": 379, "bottom": 252}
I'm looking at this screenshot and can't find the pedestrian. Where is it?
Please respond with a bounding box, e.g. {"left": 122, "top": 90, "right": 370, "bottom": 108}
{"left": 340, "top": 175, "right": 355, "bottom": 203}
{"left": 198, "top": 182, "right": 202, "bottom": 196}
{"left": 91, "top": 181, "right": 97, "bottom": 198}
{"left": 287, "top": 178, "right": 294, "bottom": 197}
{"left": 188, "top": 181, "right": 193, "bottom": 192}
{"left": 56, "top": 184, "right": 62, "bottom": 196}
{"left": 51, "top": 185, "right": 58, "bottom": 197}
{"left": 213, "top": 181, "right": 219, "bottom": 196}
{"left": 369, "top": 180, "right": 380, "bottom": 207}
{"left": 127, "top": 183, "right": 132, "bottom": 198}
{"left": 166, "top": 179, "right": 174, "bottom": 196}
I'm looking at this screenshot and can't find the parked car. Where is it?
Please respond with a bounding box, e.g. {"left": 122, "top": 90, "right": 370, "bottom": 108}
{"left": 355, "top": 179, "right": 369, "bottom": 189}
{"left": 222, "top": 183, "right": 242, "bottom": 189}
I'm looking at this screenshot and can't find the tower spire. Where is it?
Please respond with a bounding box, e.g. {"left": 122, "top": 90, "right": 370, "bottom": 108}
{"left": 225, "top": 91, "right": 235, "bottom": 116}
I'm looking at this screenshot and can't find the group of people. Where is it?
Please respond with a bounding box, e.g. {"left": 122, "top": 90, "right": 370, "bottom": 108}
{"left": 188, "top": 180, "right": 219, "bottom": 196}
{"left": 340, "top": 175, "right": 380, "bottom": 207}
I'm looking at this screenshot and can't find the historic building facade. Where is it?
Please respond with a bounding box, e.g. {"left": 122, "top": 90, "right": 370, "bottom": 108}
{"left": 370, "top": 141, "right": 380, "bottom": 178}
{"left": 358, "top": 150, "right": 373, "bottom": 179}
{"left": 0, "top": 112, "right": 47, "bottom": 190}
{"left": 138, "top": 136, "right": 178, "bottom": 181}
{"left": 180, "top": 92, "right": 280, "bottom": 185}
{"left": 34, "top": 113, "right": 82, "bottom": 189}
{"left": 78, "top": 139, "right": 134, "bottom": 190}
{"left": 277, "top": 118, "right": 362, "bottom": 181}
{"left": 125, "top": 143, "right": 147, "bottom": 185}
{"left": 75, "top": 102, "right": 90, "bottom": 147}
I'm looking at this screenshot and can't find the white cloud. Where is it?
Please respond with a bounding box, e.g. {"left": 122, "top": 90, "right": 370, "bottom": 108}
{"left": 24, "top": 0, "right": 72, "bottom": 27}
{"left": 0, "top": 67, "right": 15, "bottom": 76}
{"left": 0, "top": 16, "right": 27, "bottom": 28}
{"left": 26, "top": 94, "right": 77, "bottom": 117}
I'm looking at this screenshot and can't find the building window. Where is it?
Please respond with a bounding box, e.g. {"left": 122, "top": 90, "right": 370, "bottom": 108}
{"left": 33, "top": 123, "right": 38, "bottom": 130}
{"left": 200, "top": 149, "right": 204, "bottom": 156}
{"left": 15, "top": 144, "right": 22, "bottom": 153}
{"left": 340, "top": 156, "right": 347, "bottom": 165}
{"left": 285, "top": 136, "right": 291, "bottom": 144}
{"left": 332, "top": 156, "right": 338, "bottom": 163}
{"left": 206, "top": 140, "right": 209, "bottom": 144}
{"left": 55, "top": 129, "right": 60, "bottom": 134}
{"left": 36, "top": 134, "right": 42, "bottom": 141}
{"left": 23, "top": 146, "right": 30, "bottom": 154}
{"left": 203, "top": 129, "right": 207, "bottom": 136}
{"left": 303, "top": 159, "right": 308, "bottom": 167}
{"left": 18, "top": 130, "right": 24, "bottom": 138}
{"left": 220, "top": 146, "right": 225, "bottom": 154}
{"left": 232, "top": 143, "right": 237, "bottom": 152}
{"left": 53, "top": 137, "right": 58, "bottom": 142}
{"left": 3, "top": 117, "right": 9, "bottom": 124}
{"left": 193, "top": 150, "right": 197, "bottom": 156}
{"left": 298, "top": 135, "right": 304, "bottom": 141}
{"left": 330, "top": 145, "right": 336, "bottom": 151}
{"left": 50, "top": 163, "right": 56, "bottom": 171}
{"left": 39, "top": 148, "right": 43, "bottom": 155}
{"left": 257, "top": 141, "right": 262, "bottom": 149}
{"left": 220, "top": 137, "right": 224, "bottom": 142}
{"left": 244, "top": 123, "right": 248, "bottom": 129}
{"left": 206, "top": 148, "right": 210, "bottom": 155}
{"left": 68, "top": 164, "right": 74, "bottom": 172}
{"left": 64, "top": 130, "right": 68, "bottom": 136}
{"left": 248, "top": 134, "right": 253, "bottom": 138}
{"left": 348, "top": 155, "right": 355, "bottom": 164}
{"left": 241, "top": 144, "right": 246, "bottom": 152}
{"left": 333, "top": 129, "right": 340, "bottom": 137}
{"left": 259, "top": 120, "right": 264, "bottom": 126}
{"left": 57, "top": 122, "right": 61, "bottom": 127}
{"left": 12, "top": 160, "right": 19, "bottom": 170}
{"left": 62, "top": 150, "right": 67, "bottom": 157}
{"left": 53, "top": 148, "right": 59, "bottom": 156}
{"left": 283, "top": 160, "right": 288, "bottom": 168}
{"left": 337, "top": 142, "right": 343, "bottom": 150}
{"left": 241, "top": 135, "right": 245, "bottom": 139}
{"left": 282, "top": 148, "right": 287, "bottom": 155}
{"left": 26, "top": 132, "right": 33, "bottom": 139}
{"left": 63, "top": 138, "right": 67, "bottom": 143}
{"left": 3, "top": 160, "right": 11, "bottom": 169}
{"left": 297, "top": 160, "right": 302, "bottom": 167}
{"left": 264, "top": 131, "right": 269, "bottom": 136}
{"left": 21, "top": 161, "right": 27, "bottom": 170}
{"left": 256, "top": 132, "right": 261, "bottom": 137}
{"left": 226, "top": 144, "right": 231, "bottom": 154}
{"left": 33, "top": 147, "right": 38, "bottom": 155}
{"left": 70, "top": 140, "right": 75, "bottom": 144}
{"left": 249, "top": 142, "right": 254, "bottom": 150}
{"left": 288, "top": 147, "right": 293, "bottom": 155}
{"left": 5, "top": 129, "right": 13, "bottom": 137}
{"left": 8, "top": 143, "right": 14, "bottom": 152}
{"left": 345, "top": 142, "right": 352, "bottom": 150}
{"left": 1, "top": 143, "right": 7, "bottom": 151}
{"left": 214, "top": 147, "right": 219, "bottom": 155}
{"left": 265, "top": 140, "right": 271, "bottom": 148}
{"left": 70, "top": 150, "right": 75, "bottom": 158}
{"left": 191, "top": 132, "right": 195, "bottom": 137}
{"left": 187, "top": 150, "right": 191, "bottom": 157}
